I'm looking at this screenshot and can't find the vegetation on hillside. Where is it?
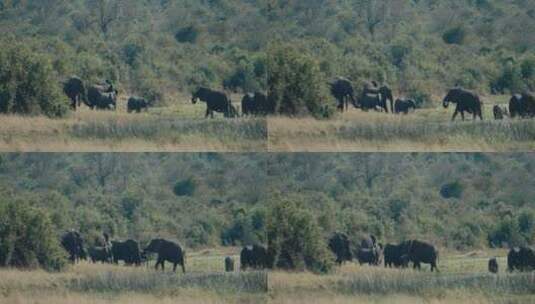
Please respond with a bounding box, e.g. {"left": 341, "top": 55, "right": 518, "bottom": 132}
{"left": 0, "top": 153, "right": 533, "bottom": 253}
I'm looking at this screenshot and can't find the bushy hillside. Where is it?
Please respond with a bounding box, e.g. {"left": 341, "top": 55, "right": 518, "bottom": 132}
{"left": 0, "top": 0, "right": 269, "bottom": 103}
{"left": 1, "top": 0, "right": 533, "bottom": 109}
{"left": 0, "top": 153, "right": 533, "bottom": 251}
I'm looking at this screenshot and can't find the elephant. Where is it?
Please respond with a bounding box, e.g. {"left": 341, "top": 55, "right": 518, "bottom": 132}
{"left": 508, "top": 247, "right": 535, "bottom": 272}
{"left": 144, "top": 238, "right": 186, "bottom": 273}
{"left": 493, "top": 105, "right": 508, "bottom": 120}
{"left": 88, "top": 246, "right": 112, "bottom": 263}
{"left": 360, "top": 235, "right": 377, "bottom": 249}
{"left": 127, "top": 97, "right": 150, "bottom": 113}
{"left": 443, "top": 88, "right": 483, "bottom": 121}
{"left": 192, "top": 87, "right": 238, "bottom": 118}
{"left": 362, "top": 82, "right": 393, "bottom": 113}
{"left": 111, "top": 240, "right": 142, "bottom": 266}
{"left": 395, "top": 98, "right": 417, "bottom": 114}
{"left": 242, "top": 92, "right": 271, "bottom": 116}
{"left": 225, "top": 256, "right": 235, "bottom": 272}
{"left": 86, "top": 85, "right": 118, "bottom": 110}
{"left": 488, "top": 257, "right": 498, "bottom": 274}
{"left": 328, "top": 77, "right": 356, "bottom": 112}
{"left": 356, "top": 93, "right": 383, "bottom": 111}
{"left": 356, "top": 247, "right": 381, "bottom": 266}
{"left": 400, "top": 240, "right": 439, "bottom": 272}
{"left": 509, "top": 93, "right": 535, "bottom": 118}
{"left": 63, "top": 77, "right": 86, "bottom": 110}
{"left": 384, "top": 243, "right": 405, "bottom": 268}
{"left": 240, "top": 244, "right": 271, "bottom": 270}
{"left": 61, "top": 231, "right": 86, "bottom": 263}
{"left": 328, "top": 232, "right": 352, "bottom": 265}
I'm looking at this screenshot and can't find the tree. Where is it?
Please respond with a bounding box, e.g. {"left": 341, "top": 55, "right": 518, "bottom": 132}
{"left": 267, "top": 199, "right": 334, "bottom": 273}
{"left": 0, "top": 38, "right": 70, "bottom": 117}
{"left": 267, "top": 43, "right": 333, "bottom": 118}
{"left": 0, "top": 200, "right": 67, "bottom": 271}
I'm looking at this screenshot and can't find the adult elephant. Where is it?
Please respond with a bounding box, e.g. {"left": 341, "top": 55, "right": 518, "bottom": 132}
{"left": 356, "top": 247, "right": 381, "bottom": 266}
{"left": 144, "top": 239, "right": 186, "bottom": 273}
{"left": 362, "top": 82, "right": 393, "bottom": 113}
{"left": 400, "top": 240, "right": 439, "bottom": 272}
{"left": 507, "top": 247, "right": 535, "bottom": 272}
{"left": 443, "top": 88, "right": 483, "bottom": 121}
{"left": 356, "top": 93, "right": 383, "bottom": 111}
{"left": 111, "top": 240, "right": 142, "bottom": 266}
{"left": 395, "top": 98, "right": 417, "bottom": 114}
{"left": 328, "top": 77, "right": 356, "bottom": 112}
{"left": 242, "top": 93, "right": 256, "bottom": 116}
{"left": 384, "top": 243, "right": 407, "bottom": 268}
{"left": 509, "top": 93, "right": 535, "bottom": 118}
{"left": 63, "top": 77, "right": 86, "bottom": 110}
{"left": 61, "top": 231, "right": 86, "bottom": 263}
{"left": 328, "top": 232, "right": 352, "bottom": 265}
{"left": 192, "top": 87, "right": 238, "bottom": 118}
{"left": 88, "top": 246, "right": 112, "bottom": 263}
{"left": 240, "top": 244, "right": 271, "bottom": 270}
{"left": 86, "top": 85, "right": 118, "bottom": 110}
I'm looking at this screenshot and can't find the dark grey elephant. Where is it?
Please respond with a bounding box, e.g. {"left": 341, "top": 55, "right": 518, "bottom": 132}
{"left": 225, "top": 256, "right": 235, "bottom": 272}
{"left": 127, "top": 97, "right": 150, "bottom": 113}
{"left": 328, "top": 77, "right": 356, "bottom": 112}
{"left": 400, "top": 240, "right": 439, "bottom": 272}
{"left": 443, "top": 88, "right": 483, "bottom": 121}
{"left": 61, "top": 230, "right": 86, "bottom": 263}
{"left": 362, "top": 82, "right": 393, "bottom": 113}
{"left": 86, "top": 85, "right": 118, "bottom": 110}
{"left": 111, "top": 240, "right": 142, "bottom": 266}
{"left": 192, "top": 87, "right": 238, "bottom": 118}
{"left": 240, "top": 244, "right": 271, "bottom": 270}
{"left": 63, "top": 77, "right": 86, "bottom": 110}
{"left": 488, "top": 257, "right": 498, "bottom": 274}
{"left": 328, "top": 232, "right": 352, "bottom": 265}
{"left": 509, "top": 93, "right": 535, "bottom": 118}
{"left": 144, "top": 239, "right": 186, "bottom": 273}
{"left": 395, "top": 98, "right": 416, "bottom": 114}
{"left": 493, "top": 105, "right": 508, "bottom": 120}
{"left": 88, "top": 246, "right": 112, "bottom": 263}
{"left": 508, "top": 247, "right": 535, "bottom": 272}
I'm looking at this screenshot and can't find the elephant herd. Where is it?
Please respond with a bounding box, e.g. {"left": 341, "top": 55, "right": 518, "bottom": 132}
{"left": 329, "top": 233, "right": 440, "bottom": 272}
{"left": 191, "top": 87, "right": 272, "bottom": 118}
{"left": 61, "top": 231, "right": 186, "bottom": 273}
{"left": 328, "top": 77, "right": 535, "bottom": 121}
{"left": 62, "top": 77, "right": 151, "bottom": 113}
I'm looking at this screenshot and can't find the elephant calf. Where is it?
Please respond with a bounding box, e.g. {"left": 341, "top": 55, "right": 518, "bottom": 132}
{"left": 128, "top": 97, "right": 150, "bottom": 113}
{"left": 88, "top": 246, "right": 112, "bottom": 263}
{"left": 225, "top": 256, "right": 235, "bottom": 272}
{"left": 395, "top": 99, "right": 416, "bottom": 114}
{"left": 488, "top": 257, "right": 498, "bottom": 274}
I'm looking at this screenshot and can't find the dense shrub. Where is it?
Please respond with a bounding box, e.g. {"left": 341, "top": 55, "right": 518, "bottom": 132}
{"left": 442, "top": 27, "right": 466, "bottom": 45}
{"left": 173, "top": 179, "right": 196, "bottom": 197}
{"left": 0, "top": 200, "right": 67, "bottom": 271}
{"left": 440, "top": 182, "right": 464, "bottom": 199}
{"left": 0, "top": 40, "right": 69, "bottom": 117}
{"left": 267, "top": 199, "right": 334, "bottom": 273}
{"left": 267, "top": 44, "right": 334, "bottom": 118}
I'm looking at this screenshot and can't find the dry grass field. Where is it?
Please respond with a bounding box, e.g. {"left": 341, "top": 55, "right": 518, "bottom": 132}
{"left": 2, "top": 249, "right": 534, "bottom": 304}
{"left": 268, "top": 95, "right": 535, "bottom": 152}
{"left": 0, "top": 94, "right": 267, "bottom": 152}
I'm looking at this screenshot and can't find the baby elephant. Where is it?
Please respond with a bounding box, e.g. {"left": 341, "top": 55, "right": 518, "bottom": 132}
{"left": 128, "top": 97, "right": 151, "bottom": 113}
{"left": 225, "top": 256, "right": 235, "bottom": 272}
{"left": 488, "top": 257, "right": 498, "bottom": 274}
{"left": 493, "top": 105, "right": 508, "bottom": 120}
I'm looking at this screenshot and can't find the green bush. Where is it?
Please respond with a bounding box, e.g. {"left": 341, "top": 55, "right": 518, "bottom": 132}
{"left": 267, "top": 44, "right": 334, "bottom": 118}
{"left": 0, "top": 39, "right": 70, "bottom": 117}
{"left": 267, "top": 199, "right": 334, "bottom": 273}
{"left": 173, "top": 179, "right": 196, "bottom": 197}
{"left": 0, "top": 200, "right": 67, "bottom": 271}
{"left": 440, "top": 182, "right": 464, "bottom": 199}
{"left": 442, "top": 27, "right": 466, "bottom": 45}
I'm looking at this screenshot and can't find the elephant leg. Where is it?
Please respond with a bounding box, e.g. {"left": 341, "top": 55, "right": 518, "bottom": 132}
{"left": 205, "top": 108, "right": 210, "bottom": 118}
{"left": 173, "top": 263, "right": 177, "bottom": 272}
{"left": 461, "top": 111, "right": 465, "bottom": 121}
{"left": 181, "top": 262, "right": 186, "bottom": 273}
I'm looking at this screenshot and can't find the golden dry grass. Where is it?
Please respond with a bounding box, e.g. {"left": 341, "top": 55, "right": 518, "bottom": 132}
{"left": 268, "top": 96, "right": 535, "bottom": 152}
{"left": 0, "top": 95, "right": 267, "bottom": 152}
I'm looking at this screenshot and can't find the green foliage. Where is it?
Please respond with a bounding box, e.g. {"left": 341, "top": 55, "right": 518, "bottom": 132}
{"left": 442, "top": 27, "right": 466, "bottom": 45}
{"left": 267, "top": 199, "right": 334, "bottom": 273}
{"left": 0, "top": 38, "right": 69, "bottom": 117}
{"left": 268, "top": 44, "right": 334, "bottom": 118}
{"left": 0, "top": 200, "right": 66, "bottom": 271}
{"left": 174, "top": 179, "right": 196, "bottom": 197}
{"left": 440, "top": 182, "right": 464, "bottom": 199}
{"left": 175, "top": 26, "right": 199, "bottom": 44}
